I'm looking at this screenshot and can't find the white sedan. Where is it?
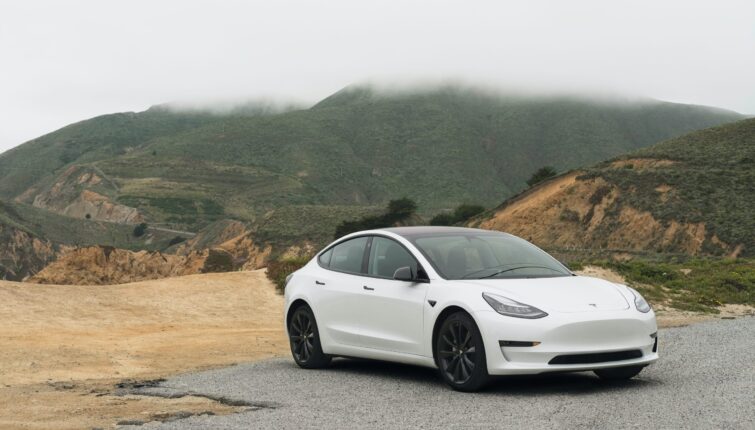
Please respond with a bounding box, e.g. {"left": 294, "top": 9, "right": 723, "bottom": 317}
{"left": 283, "top": 227, "right": 658, "bottom": 391}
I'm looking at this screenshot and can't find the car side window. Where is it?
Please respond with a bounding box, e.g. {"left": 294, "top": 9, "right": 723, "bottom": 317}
{"left": 368, "top": 236, "right": 418, "bottom": 279}
{"left": 318, "top": 248, "right": 333, "bottom": 267}
{"left": 327, "top": 236, "right": 369, "bottom": 274}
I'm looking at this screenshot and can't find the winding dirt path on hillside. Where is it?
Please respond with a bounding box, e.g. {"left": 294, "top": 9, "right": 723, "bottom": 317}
{"left": 0, "top": 270, "right": 288, "bottom": 429}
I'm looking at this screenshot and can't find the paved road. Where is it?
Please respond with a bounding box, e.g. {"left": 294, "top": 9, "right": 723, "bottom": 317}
{"left": 127, "top": 317, "right": 754, "bottom": 429}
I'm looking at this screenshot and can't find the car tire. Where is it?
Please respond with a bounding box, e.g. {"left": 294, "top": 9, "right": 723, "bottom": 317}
{"left": 594, "top": 365, "right": 645, "bottom": 380}
{"left": 288, "top": 305, "right": 331, "bottom": 369}
{"left": 435, "top": 311, "right": 490, "bottom": 392}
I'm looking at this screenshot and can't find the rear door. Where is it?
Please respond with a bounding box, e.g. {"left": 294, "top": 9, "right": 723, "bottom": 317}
{"left": 312, "top": 236, "right": 370, "bottom": 347}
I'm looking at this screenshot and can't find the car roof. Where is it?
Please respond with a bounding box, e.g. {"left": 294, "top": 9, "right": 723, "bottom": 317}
{"left": 380, "top": 226, "right": 505, "bottom": 238}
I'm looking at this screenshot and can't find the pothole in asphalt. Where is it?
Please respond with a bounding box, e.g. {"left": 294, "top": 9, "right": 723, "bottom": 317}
{"left": 112, "top": 378, "right": 281, "bottom": 427}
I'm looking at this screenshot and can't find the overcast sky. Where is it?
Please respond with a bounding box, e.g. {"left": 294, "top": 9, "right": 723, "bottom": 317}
{"left": 1, "top": 0, "right": 753, "bottom": 153}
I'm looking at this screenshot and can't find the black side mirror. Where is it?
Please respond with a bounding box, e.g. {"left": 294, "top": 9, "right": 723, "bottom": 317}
{"left": 393, "top": 266, "right": 414, "bottom": 282}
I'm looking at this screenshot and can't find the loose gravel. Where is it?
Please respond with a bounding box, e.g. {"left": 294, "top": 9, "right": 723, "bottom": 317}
{"left": 125, "top": 317, "right": 754, "bottom": 429}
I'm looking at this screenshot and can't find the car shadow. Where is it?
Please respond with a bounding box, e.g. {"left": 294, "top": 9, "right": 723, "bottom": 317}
{"left": 321, "top": 357, "right": 657, "bottom": 395}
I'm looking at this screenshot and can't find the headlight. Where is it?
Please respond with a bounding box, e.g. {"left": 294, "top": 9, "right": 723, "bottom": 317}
{"left": 627, "top": 286, "right": 651, "bottom": 313}
{"left": 285, "top": 272, "right": 295, "bottom": 288}
{"left": 482, "top": 292, "right": 548, "bottom": 319}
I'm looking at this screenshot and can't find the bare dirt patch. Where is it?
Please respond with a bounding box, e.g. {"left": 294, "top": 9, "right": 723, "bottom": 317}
{"left": 0, "top": 270, "right": 288, "bottom": 429}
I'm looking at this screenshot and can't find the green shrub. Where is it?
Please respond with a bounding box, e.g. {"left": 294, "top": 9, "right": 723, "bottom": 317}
{"left": 267, "top": 256, "right": 311, "bottom": 293}
{"left": 201, "top": 249, "right": 235, "bottom": 273}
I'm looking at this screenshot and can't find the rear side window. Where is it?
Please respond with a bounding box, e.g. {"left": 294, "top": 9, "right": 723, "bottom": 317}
{"left": 318, "top": 248, "right": 333, "bottom": 267}
{"left": 327, "top": 236, "right": 369, "bottom": 274}
{"left": 368, "top": 236, "right": 418, "bottom": 279}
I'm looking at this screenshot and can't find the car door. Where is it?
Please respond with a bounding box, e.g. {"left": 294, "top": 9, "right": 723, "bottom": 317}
{"left": 357, "top": 235, "right": 429, "bottom": 356}
{"left": 312, "top": 236, "right": 371, "bottom": 348}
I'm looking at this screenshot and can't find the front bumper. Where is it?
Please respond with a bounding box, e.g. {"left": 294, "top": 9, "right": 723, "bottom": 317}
{"left": 476, "top": 309, "right": 659, "bottom": 375}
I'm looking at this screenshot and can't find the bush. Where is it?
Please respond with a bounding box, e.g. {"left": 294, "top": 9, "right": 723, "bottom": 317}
{"left": 132, "top": 222, "right": 148, "bottom": 237}
{"left": 267, "top": 256, "right": 311, "bottom": 293}
{"left": 201, "top": 249, "right": 235, "bottom": 273}
{"left": 527, "top": 166, "right": 557, "bottom": 187}
{"left": 430, "top": 204, "right": 485, "bottom": 226}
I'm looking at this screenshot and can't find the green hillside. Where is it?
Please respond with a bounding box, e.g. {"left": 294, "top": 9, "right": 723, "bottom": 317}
{"left": 0, "top": 85, "right": 743, "bottom": 236}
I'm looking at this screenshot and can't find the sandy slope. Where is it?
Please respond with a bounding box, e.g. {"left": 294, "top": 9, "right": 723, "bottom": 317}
{"left": 0, "top": 270, "right": 288, "bottom": 429}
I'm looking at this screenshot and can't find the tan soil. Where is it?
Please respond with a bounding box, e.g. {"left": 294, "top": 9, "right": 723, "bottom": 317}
{"left": 0, "top": 269, "right": 288, "bottom": 429}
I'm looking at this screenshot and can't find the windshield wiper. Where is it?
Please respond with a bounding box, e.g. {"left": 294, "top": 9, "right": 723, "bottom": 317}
{"left": 473, "top": 265, "right": 564, "bottom": 279}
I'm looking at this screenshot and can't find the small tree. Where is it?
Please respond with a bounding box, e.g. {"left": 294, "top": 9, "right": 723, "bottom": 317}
{"left": 527, "top": 166, "right": 557, "bottom": 187}
{"left": 430, "top": 204, "right": 485, "bottom": 226}
{"left": 386, "top": 197, "right": 418, "bottom": 221}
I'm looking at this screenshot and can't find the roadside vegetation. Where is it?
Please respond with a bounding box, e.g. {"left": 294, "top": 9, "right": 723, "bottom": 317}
{"left": 267, "top": 256, "right": 311, "bottom": 293}
{"left": 571, "top": 258, "right": 755, "bottom": 313}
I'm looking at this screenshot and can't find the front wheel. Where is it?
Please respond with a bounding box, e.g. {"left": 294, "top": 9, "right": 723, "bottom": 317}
{"left": 435, "top": 311, "right": 490, "bottom": 392}
{"left": 594, "top": 365, "right": 645, "bottom": 380}
{"left": 288, "top": 305, "right": 331, "bottom": 369}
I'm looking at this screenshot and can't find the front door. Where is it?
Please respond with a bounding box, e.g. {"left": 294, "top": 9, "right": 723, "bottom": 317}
{"left": 356, "top": 236, "right": 428, "bottom": 356}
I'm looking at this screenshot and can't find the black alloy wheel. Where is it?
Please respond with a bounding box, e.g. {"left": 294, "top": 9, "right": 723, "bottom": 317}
{"left": 288, "top": 305, "right": 331, "bottom": 368}
{"left": 436, "top": 312, "right": 489, "bottom": 391}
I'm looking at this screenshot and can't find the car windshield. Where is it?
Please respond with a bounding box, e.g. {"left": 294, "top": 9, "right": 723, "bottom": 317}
{"left": 410, "top": 232, "right": 571, "bottom": 280}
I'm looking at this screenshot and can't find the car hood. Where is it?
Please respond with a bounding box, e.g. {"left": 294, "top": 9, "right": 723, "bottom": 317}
{"left": 459, "top": 275, "right": 630, "bottom": 313}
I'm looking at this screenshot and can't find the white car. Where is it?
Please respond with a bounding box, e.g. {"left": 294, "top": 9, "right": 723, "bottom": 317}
{"left": 283, "top": 227, "right": 658, "bottom": 391}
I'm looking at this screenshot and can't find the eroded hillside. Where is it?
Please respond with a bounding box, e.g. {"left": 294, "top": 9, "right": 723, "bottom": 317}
{"left": 472, "top": 119, "right": 755, "bottom": 257}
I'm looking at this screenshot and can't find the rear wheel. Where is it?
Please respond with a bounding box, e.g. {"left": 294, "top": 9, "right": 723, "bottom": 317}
{"left": 594, "top": 365, "right": 644, "bottom": 380}
{"left": 435, "top": 311, "right": 489, "bottom": 392}
{"left": 288, "top": 305, "right": 331, "bottom": 369}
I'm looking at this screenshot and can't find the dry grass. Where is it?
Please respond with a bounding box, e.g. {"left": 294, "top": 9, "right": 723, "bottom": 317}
{"left": 0, "top": 270, "right": 288, "bottom": 429}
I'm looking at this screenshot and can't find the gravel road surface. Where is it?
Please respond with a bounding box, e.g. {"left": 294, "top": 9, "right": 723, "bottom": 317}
{"left": 126, "top": 317, "right": 754, "bottom": 429}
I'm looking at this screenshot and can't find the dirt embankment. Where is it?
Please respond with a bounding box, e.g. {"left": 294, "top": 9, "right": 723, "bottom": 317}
{"left": 0, "top": 224, "right": 59, "bottom": 281}
{"left": 472, "top": 167, "right": 735, "bottom": 256}
{"left": 28, "top": 220, "right": 275, "bottom": 285}
{"left": 0, "top": 270, "right": 288, "bottom": 429}
{"left": 28, "top": 246, "right": 208, "bottom": 285}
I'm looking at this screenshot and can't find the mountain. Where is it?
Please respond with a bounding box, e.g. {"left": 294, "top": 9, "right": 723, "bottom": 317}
{"left": 0, "top": 85, "right": 743, "bottom": 244}
{"left": 470, "top": 118, "right": 755, "bottom": 257}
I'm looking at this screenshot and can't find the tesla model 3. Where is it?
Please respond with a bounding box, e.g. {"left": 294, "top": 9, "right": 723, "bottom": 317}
{"left": 283, "top": 227, "right": 658, "bottom": 391}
